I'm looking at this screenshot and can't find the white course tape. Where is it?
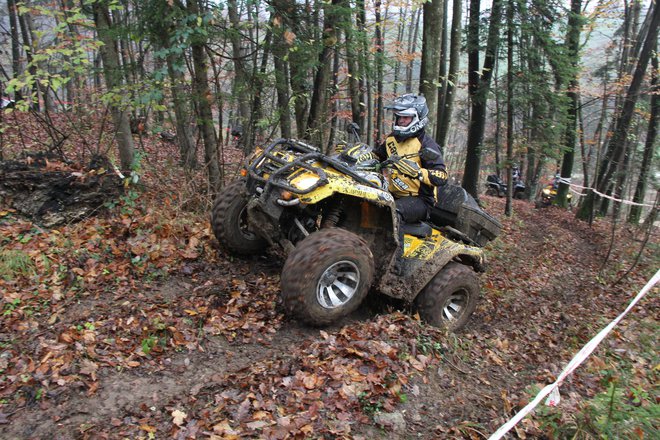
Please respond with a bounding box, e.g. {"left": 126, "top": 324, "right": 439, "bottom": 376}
{"left": 554, "top": 181, "right": 655, "bottom": 208}
{"left": 488, "top": 269, "right": 660, "bottom": 440}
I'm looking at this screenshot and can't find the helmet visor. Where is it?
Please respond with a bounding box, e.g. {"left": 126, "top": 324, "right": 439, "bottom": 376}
{"left": 394, "top": 108, "right": 417, "bottom": 117}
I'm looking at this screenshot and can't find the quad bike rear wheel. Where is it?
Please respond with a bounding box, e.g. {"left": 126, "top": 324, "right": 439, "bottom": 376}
{"left": 281, "top": 228, "right": 375, "bottom": 326}
{"left": 414, "top": 262, "right": 479, "bottom": 331}
{"left": 485, "top": 187, "right": 498, "bottom": 197}
{"left": 211, "top": 180, "right": 267, "bottom": 255}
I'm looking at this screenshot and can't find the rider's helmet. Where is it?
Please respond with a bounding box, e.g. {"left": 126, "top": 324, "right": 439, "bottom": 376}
{"left": 385, "top": 94, "right": 429, "bottom": 139}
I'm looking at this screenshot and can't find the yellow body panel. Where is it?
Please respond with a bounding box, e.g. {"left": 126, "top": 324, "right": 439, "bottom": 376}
{"left": 290, "top": 167, "right": 394, "bottom": 205}
{"left": 403, "top": 229, "right": 482, "bottom": 261}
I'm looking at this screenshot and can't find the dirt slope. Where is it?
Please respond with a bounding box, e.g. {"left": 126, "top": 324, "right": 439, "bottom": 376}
{"left": 1, "top": 197, "right": 657, "bottom": 439}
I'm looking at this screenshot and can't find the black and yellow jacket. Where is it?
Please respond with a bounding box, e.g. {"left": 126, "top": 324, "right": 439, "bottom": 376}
{"left": 374, "top": 130, "right": 447, "bottom": 204}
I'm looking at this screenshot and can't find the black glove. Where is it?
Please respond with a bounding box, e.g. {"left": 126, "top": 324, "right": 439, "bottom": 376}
{"left": 394, "top": 158, "right": 422, "bottom": 178}
{"left": 357, "top": 152, "right": 378, "bottom": 162}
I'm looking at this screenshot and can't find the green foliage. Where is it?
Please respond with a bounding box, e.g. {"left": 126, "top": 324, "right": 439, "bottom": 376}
{"left": 6, "top": 4, "right": 102, "bottom": 110}
{"left": 0, "top": 249, "right": 35, "bottom": 281}
{"left": 358, "top": 391, "right": 383, "bottom": 415}
{"left": 532, "top": 362, "right": 660, "bottom": 439}
{"left": 141, "top": 335, "right": 157, "bottom": 355}
{"left": 416, "top": 335, "right": 444, "bottom": 356}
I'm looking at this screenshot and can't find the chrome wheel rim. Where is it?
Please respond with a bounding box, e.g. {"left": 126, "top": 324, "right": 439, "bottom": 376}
{"left": 442, "top": 289, "right": 468, "bottom": 322}
{"left": 316, "top": 260, "right": 360, "bottom": 309}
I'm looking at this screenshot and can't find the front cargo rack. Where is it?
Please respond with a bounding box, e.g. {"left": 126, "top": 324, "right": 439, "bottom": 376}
{"left": 247, "top": 138, "right": 381, "bottom": 196}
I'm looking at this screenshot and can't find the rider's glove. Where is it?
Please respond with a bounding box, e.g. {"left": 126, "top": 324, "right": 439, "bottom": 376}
{"left": 425, "top": 169, "right": 448, "bottom": 186}
{"left": 394, "top": 158, "right": 422, "bottom": 178}
{"left": 357, "top": 151, "right": 378, "bottom": 162}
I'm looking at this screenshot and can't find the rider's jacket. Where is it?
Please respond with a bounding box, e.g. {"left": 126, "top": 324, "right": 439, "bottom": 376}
{"left": 374, "top": 130, "right": 447, "bottom": 204}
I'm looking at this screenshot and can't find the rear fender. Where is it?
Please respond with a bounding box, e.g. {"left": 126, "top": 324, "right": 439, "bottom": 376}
{"left": 377, "top": 237, "right": 485, "bottom": 301}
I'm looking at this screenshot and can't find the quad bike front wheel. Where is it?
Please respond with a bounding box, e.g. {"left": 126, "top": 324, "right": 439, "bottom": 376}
{"left": 485, "top": 187, "right": 498, "bottom": 197}
{"left": 211, "top": 180, "right": 267, "bottom": 255}
{"left": 414, "top": 262, "right": 479, "bottom": 331}
{"left": 281, "top": 228, "right": 375, "bottom": 326}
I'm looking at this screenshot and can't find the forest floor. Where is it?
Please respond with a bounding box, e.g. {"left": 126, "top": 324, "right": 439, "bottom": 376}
{"left": 0, "top": 122, "right": 658, "bottom": 439}
{"left": 2, "top": 195, "right": 657, "bottom": 440}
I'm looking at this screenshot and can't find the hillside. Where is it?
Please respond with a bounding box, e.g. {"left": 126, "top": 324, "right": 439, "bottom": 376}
{"left": 1, "top": 161, "right": 657, "bottom": 439}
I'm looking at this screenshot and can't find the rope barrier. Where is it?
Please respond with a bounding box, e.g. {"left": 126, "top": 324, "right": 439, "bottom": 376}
{"left": 487, "top": 269, "right": 660, "bottom": 440}
{"left": 550, "top": 180, "right": 656, "bottom": 208}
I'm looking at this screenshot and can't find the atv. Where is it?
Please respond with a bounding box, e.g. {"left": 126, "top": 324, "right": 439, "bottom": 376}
{"left": 485, "top": 174, "right": 526, "bottom": 199}
{"left": 211, "top": 137, "right": 501, "bottom": 331}
{"left": 535, "top": 181, "right": 573, "bottom": 208}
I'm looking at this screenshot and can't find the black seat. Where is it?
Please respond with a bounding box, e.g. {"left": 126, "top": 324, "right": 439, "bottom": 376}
{"left": 401, "top": 222, "right": 433, "bottom": 238}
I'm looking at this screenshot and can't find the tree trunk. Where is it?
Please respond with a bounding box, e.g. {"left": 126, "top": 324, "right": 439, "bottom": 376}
{"left": 627, "top": 45, "right": 658, "bottom": 224}
{"left": 166, "top": 51, "right": 197, "bottom": 170}
{"left": 374, "top": 0, "right": 384, "bottom": 139}
{"left": 577, "top": 2, "right": 660, "bottom": 221}
{"left": 188, "top": 0, "right": 221, "bottom": 191}
{"left": 305, "top": 0, "right": 341, "bottom": 146}
{"left": 420, "top": 0, "right": 443, "bottom": 134}
{"left": 406, "top": 8, "right": 422, "bottom": 92}
{"left": 505, "top": 0, "right": 514, "bottom": 216}
{"left": 462, "top": 0, "right": 502, "bottom": 199}
{"left": 7, "top": 0, "right": 23, "bottom": 102}
{"left": 271, "top": 10, "right": 292, "bottom": 138}
{"left": 92, "top": 2, "right": 134, "bottom": 172}
{"left": 227, "top": 0, "right": 253, "bottom": 151}
{"left": 556, "top": 0, "right": 582, "bottom": 208}
{"left": 436, "top": 0, "right": 460, "bottom": 151}
{"left": 345, "top": 13, "right": 363, "bottom": 130}
{"left": 356, "top": 0, "right": 372, "bottom": 142}
{"left": 17, "top": 4, "right": 39, "bottom": 111}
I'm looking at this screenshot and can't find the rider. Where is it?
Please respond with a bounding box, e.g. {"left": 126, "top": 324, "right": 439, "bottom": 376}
{"left": 373, "top": 94, "right": 448, "bottom": 224}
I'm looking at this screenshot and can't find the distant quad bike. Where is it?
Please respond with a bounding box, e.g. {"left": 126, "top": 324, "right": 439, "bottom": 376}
{"left": 535, "top": 182, "right": 573, "bottom": 208}
{"left": 211, "top": 136, "right": 501, "bottom": 331}
{"left": 485, "top": 174, "right": 526, "bottom": 199}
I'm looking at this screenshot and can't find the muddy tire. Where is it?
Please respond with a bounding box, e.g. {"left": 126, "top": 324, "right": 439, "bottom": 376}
{"left": 281, "top": 228, "right": 375, "bottom": 326}
{"left": 211, "top": 180, "right": 267, "bottom": 255}
{"left": 414, "top": 262, "right": 479, "bottom": 331}
{"left": 485, "top": 187, "right": 497, "bottom": 197}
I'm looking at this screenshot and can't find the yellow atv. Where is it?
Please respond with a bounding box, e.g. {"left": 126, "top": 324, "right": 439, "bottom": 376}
{"left": 211, "top": 138, "right": 501, "bottom": 330}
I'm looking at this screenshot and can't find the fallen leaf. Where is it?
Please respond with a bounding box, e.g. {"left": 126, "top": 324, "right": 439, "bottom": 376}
{"left": 172, "top": 409, "right": 187, "bottom": 426}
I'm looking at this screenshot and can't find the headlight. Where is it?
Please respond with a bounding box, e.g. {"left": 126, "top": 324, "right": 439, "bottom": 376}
{"left": 542, "top": 188, "right": 551, "bottom": 195}
{"left": 293, "top": 175, "right": 320, "bottom": 190}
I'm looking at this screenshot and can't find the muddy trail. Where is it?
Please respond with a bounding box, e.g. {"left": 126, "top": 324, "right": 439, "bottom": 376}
{"left": 1, "top": 197, "right": 657, "bottom": 439}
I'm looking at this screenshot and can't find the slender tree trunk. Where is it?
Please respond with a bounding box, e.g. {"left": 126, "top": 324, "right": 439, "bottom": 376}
{"left": 628, "top": 45, "right": 658, "bottom": 224}
{"left": 406, "top": 8, "right": 422, "bottom": 92}
{"left": 227, "top": 0, "right": 253, "bottom": 151}
{"left": 305, "top": 0, "right": 341, "bottom": 146}
{"left": 344, "top": 7, "right": 363, "bottom": 129}
{"left": 393, "top": 5, "right": 408, "bottom": 96}
{"left": 420, "top": 0, "right": 442, "bottom": 133}
{"left": 92, "top": 2, "right": 134, "bottom": 171}
{"left": 436, "top": 0, "right": 461, "bottom": 152}
{"left": 577, "top": 2, "right": 660, "bottom": 221}
{"left": 556, "top": 0, "right": 582, "bottom": 208}
{"left": 271, "top": 10, "right": 292, "bottom": 138}
{"left": 356, "top": 0, "right": 373, "bottom": 142}
{"left": 7, "top": 0, "right": 23, "bottom": 102}
{"left": 375, "top": 0, "right": 384, "bottom": 139}
{"left": 462, "top": 0, "right": 502, "bottom": 198}
{"left": 327, "top": 44, "right": 341, "bottom": 153}
{"left": 17, "top": 4, "right": 39, "bottom": 111}
{"left": 165, "top": 49, "right": 197, "bottom": 169}
{"left": 505, "top": 0, "right": 514, "bottom": 216}
{"left": 188, "top": 0, "right": 221, "bottom": 190}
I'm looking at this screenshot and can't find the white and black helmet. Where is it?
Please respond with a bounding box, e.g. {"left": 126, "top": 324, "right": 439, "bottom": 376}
{"left": 385, "top": 94, "right": 429, "bottom": 139}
